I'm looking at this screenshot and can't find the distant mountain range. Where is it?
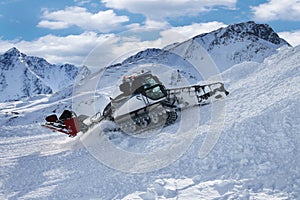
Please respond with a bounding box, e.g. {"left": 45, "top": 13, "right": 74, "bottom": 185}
{"left": 0, "top": 21, "right": 290, "bottom": 102}
{"left": 0, "top": 47, "right": 91, "bottom": 102}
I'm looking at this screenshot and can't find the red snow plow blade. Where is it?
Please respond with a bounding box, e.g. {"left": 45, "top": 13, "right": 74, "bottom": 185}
{"left": 42, "top": 110, "right": 80, "bottom": 137}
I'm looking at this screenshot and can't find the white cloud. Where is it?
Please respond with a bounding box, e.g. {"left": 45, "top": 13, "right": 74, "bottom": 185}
{"left": 278, "top": 30, "right": 300, "bottom": 47}
{"left": 0, "top": 22, "right": 228, "bottom": 71}
{"left": 102, "top": 0, "right": 236, "bottom": 20}
{"left": 74, "top": 0, "right": 92, "bottom": 6}
{"left": 251, "top": 0, "right": 300, "bottom": 21}
{"left": 161, "top": 21, "right": 227, "bottom": 40}
{"left": 38, "top": 20, "right": 69, "bottom": 29}
{"left": 0, "top": 32, "right": 114, "bottom": 70}
{"left": 37, "top": 6, "right": 129, "bottom": 32}
{"left": 0, "top": 31, "right": 159, "bottom": 71}
{"left": 144, "top": 19, "right": 169, "bottom": 29}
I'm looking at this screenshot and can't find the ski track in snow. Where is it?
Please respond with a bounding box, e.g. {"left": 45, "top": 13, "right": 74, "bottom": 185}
{"left": 0, "top": 46, "right": 300, "bottom": 199}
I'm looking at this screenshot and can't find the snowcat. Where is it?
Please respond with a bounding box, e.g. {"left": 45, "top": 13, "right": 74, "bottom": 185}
{"left": 42, "top": 71, "right": 229, "bottom": 137}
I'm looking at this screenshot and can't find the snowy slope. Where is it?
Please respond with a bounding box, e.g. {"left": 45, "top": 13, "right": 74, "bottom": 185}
{"left": 0, "top": 43, "right": 299, "bottom": 200}
{"left": 0, "top": 48, "right": 90, "bottom": 102}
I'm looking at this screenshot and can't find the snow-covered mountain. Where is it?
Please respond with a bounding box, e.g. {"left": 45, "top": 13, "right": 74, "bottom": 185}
{"left": 88, "top": 21, "right": 289, "bottom": 93}
{"left": 0, "top": 47, "right": 91, "bottom": 102}
{"left": 167, "top": 21, "right": 290, "bottom": 71}
{"left": 116, "top": 21, "right": 290, "bottom": 74}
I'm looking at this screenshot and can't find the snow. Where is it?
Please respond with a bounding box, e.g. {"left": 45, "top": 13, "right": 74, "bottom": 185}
{"left": 0, "top": 43, "right": 299, "bottom": 199}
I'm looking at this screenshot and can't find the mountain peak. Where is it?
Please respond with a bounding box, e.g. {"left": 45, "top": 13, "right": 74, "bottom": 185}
{"left": 193, "top": 21, "right": 289, "bottom": 47}
{"left": 5, "top": 47, "right": 22, "bottom": 56}
{"left": 226, "top": 21, "right": 288, "bottom": 45}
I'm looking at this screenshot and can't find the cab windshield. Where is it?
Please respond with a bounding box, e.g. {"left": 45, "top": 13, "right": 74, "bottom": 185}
{"left": 144, "top": 85, "right": 166, "bottom": 100}
{"left": 112, "top": 74, "right": 166, "bottom": 101}
{"left": 142, "top": 76, "right": 166, "bottom": 100}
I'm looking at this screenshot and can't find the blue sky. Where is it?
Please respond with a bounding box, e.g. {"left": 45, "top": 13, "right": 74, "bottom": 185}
{"left": 1, "top": 0, "right": 300, "bottom": 70}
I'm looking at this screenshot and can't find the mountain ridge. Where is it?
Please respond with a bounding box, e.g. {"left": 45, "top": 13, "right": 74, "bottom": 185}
{"left": 0, "top": 47, "right": 91, "bottom": 102}
{"left": 165, "top": 21, "right": 290, "bottom": 71}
